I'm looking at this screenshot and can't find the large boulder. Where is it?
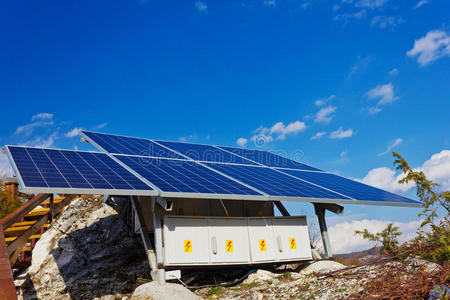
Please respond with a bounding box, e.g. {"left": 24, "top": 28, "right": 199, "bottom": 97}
{"left": 131, "top": 282, "right": 200, "bottom": 300}
{"left": 16, "top": 196, "right": 150, "bottom": 300}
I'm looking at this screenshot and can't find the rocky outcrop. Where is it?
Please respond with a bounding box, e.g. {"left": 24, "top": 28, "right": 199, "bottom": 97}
{"left": 16, "top": 196, "right": 150, "bottom": 300}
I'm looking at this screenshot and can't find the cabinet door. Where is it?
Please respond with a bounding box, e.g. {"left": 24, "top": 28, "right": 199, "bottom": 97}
{"left": 248, "top": 218, "right": 277, "bottom": 263}
{"left": 208, "top": 218, "right": 250, "bottom": 264}
{"left": 163, "top": 217, "right": 210, "bottom": 265}
{"left": 272, "top": 217, "right": 312, "bottom": 261}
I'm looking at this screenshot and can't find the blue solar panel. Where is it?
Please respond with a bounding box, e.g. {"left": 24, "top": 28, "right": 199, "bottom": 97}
{"left": 219, "top": 146, "right": 321, "bottom": 171}
{"left": 82, "top": 131, "right": 183, "bottom": 159}
{"left": 7, "top": 146, "right": 153, "bottom": 192}
{"left": 156, "top": 140, "right": 258, "bottom": 165}
{"left": 114, "top": 155, "right": 262, "bottom": 195}
{"left": 277, "top": 169, "right": 421, "bottom": 205}
{"left": 205, "top": 163, "right": 348, "bottom": 199}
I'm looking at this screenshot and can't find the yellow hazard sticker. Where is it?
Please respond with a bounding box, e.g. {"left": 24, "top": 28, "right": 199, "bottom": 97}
{"left": 259, "top": 239, "right": 267, "bottom": 252}
{"left": 226, "top": 240, "right": 234, "bottom": 252}
{"left": 289, "top": 238, "right": 297, "bottom": 250}
{"left": 184, "top": 240, "right": 192, "bottom": 253}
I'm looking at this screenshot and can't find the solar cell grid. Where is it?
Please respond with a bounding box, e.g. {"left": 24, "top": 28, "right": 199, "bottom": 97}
{"left": 277, "top": 169, "right": 420, "bottom": 204}
{"left": 219, "top": 146, "right": 321, "bottom": 171}
{"left": 82, "top": 131, "right": 183, "bottom": 158}
{"left": 205, "top": 162, "right": 348, "bottom": 200}
{"left": 155, "top": 140, "right": 258, "bottom": 165}
{"left": 7, "top": 146, "right": 154, "bottom": 193}
{"left": 114, "top": 155, "right": 262, "bottom": 195}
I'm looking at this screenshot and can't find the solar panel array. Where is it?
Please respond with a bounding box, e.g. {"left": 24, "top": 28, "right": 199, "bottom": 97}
{"left": 219, "top": 146, "right": 321, "bottom": 171}
{"left": 7, "top": 146, "right": 155, "bottom": 195}
{"left": 114, "top": 155, "right": 261, "bottom": 196}
{"left": 277, "top": 169, "right": 419, "bottom": 205}
{"left": 205, "top": 163, "right": 346, "bottom": 199}
{"left": 3, "top": 130, "right": 421, "bottom": 207}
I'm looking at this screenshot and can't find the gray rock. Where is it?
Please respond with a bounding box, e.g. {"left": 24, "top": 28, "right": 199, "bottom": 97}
{"left": 243, "top": 270, "right": 277, "bottom": 285}
{"left": 132, "top": 282, "right": 200, "bottom": 300}
{"left": 299, "top": 260, "right": 345, "bottom": 275}
{"left": 251, "top": 292, "right": 263, "bottom": 300}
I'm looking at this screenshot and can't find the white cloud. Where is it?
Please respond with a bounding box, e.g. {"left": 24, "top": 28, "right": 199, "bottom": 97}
{"left": 15, "top": 113, "right": 55, "bottom": 136}
{"left": 348, "top": 56, "right": 371, "bottom": 76}
{"left": 314, "top": 94, "right": 336, "bottom": 107}
{"left": 24, "top": 133, "right": 57, "bottom": 148}
{"left": 330, "top": 127, "right": 354, "bottom": 139}
{"left": 355, "top": 0, "right": 388, "bottom": 9}
{"left": 357, "top": 166, "right": 412, "bottom": 193}
{"left": 421, "top": 150, "right": 450, "bottom": 190}
{"left": 407, "top": 30, "right": 450, "bottom": 66}
{"left": 315, "top": 105, "right": 337, "bottom": 124}
{"left": 327, "top": 219, "right": 421, "bottom": 254}
{"left": 414, "top": 0, "right": 429, "bottom": 9}
{"left": 0, "top": 154, "right": 13, "bottom": 177}
{"left": 65, "top": 128, "right": 82, "bottom": 138}
{"left": 250, "top": 120, "right": 306, "bottom": 144}
{"left": 378, "top": 138, "right": 403, "bottom": 156}
{"left": 270, "top": 121, "right": 306, "bottom": 140}
{"left": 336, "top": 150, "right": 350, "bottom": 164}
{"left": 179, "top": 134, "right": 195, "bottom": 142}
{"left": 15, "top": 121, "right": 54, "bottom": 136}
{"left": 366, "top": 82, "right": 398, "bottom": 105}
{"left": 31, "top": 113, "right": 54, "bottom": 121}
{"left": 94, "top": 122, "right": 107, "bottom": 129}
{"left": 236, "top": 138, "right": 248, "bottom": 147}
{"left": 250, "top": 126, "right": 274, "bottom": 146}
{"left": 195, "top": 1, "right": 208, "bottom": 13}
{"left": 311, "top": 131, "right": 327, "bottom": 140}
{"left": 357, "top": 149, "right": 450, "bottom": 192}
{"left": 334, "top": 9, "right": 367, "bottom": 22}
{"left": 388, "top": 68, "right": 399, "bottom": 76}
{"left": 368, "top": 106, "right": 382, "bottom": 115}
{"left": 371, "top": 16, "right": 404, "bottom": 29}
{"left": 263, "top": 0, "right": 277, "bottom": 7}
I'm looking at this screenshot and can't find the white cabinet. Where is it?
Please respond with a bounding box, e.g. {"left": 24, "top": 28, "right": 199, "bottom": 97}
{"left": 272, "top": 217, "right": 312, "bottom": 261}
{"left": 163, "top": 216, "right": 311, "bottom": 266}
{"left": 247, "top": 218, "right": 277, "bottom": 263}
{"left": 163, "top": 217, "right": 210, "bottom": 265}
{"left": 208, "top": 218, "right": 250, "bottom": 264}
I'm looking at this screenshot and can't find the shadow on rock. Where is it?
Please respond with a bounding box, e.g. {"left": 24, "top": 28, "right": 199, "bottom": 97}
{"left": 17, "top": 196, "right": 151, "bottom": 300}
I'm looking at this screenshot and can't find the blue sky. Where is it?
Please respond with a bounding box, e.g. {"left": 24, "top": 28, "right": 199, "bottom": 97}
{"left": 1, "top": 0, "right": 449, "bottom": 253}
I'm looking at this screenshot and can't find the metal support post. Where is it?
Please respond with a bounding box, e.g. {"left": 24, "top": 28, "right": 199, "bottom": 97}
{"left": 314, "top": 204, "right": 332, "bottom": 258}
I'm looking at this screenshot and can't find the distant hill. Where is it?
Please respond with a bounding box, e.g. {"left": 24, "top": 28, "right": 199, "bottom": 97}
{"left": 335, "top": 247, "right": 382, "bottom": 265}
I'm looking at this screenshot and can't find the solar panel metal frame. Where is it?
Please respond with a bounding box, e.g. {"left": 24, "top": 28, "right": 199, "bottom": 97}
{"left": 79, "top": 131, "right": 422, "bottom": 207}
{"left": 4, "top": 145, "right": 158, "bottom": 196}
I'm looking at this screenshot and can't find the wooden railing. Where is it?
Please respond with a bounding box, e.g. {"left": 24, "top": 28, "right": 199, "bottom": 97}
{"left": 0, "top": 193, "right": 76, "bottom": 300}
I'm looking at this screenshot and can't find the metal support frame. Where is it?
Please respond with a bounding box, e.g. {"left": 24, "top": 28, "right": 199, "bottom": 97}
{"left": 314, "top": 203, "right": 333, "bottom": 258}
{"left": 152, "top": 196, "right": 166, "bottom": 284}
{"left": 130, "top": 196, "right": 158, "bottom": 281}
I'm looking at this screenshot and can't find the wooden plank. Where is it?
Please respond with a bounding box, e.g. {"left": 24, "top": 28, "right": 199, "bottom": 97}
{"left": 0, "top": 194, "right": 50, "bottom": 229}
{"left": 4, "top": 224, "right": 48, "bottom": 236}
{"left": 7, "top": 213, "right": 49, "bottom": 264}
{"left": 5, "top": 234, "right": 41, "bottom": 243}
{"left": 24, "top": 208, "right": 50, "bottom": 217}
{"left": 41, "top": 197, "right": 64, "bottom": 205}
{"left": 0, "top": 225, "right": 17, "bottom": 300}
{"left": 6, "top": 195, "right": 76, "bottom": 265}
